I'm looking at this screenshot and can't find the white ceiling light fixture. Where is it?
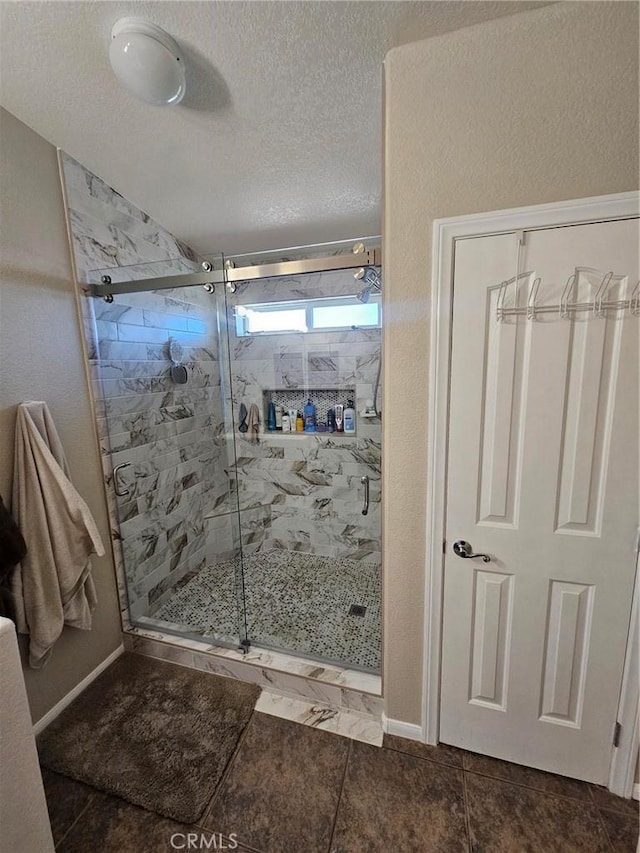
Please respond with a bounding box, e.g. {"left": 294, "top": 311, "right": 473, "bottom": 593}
{"left": 109, "top": 18, "right": 186, "bottom": 106}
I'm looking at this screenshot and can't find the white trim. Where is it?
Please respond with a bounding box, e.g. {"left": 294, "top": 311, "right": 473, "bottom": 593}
{"left": 422, "top": 206, "right": 457, "bottom": 746}
{"left": 33, "top": 645, "right": 124, "bottom": 735}
{"left": 382, "top": 713, "right": 423, "bottom": 742}
{"left": 423, "top": 191, "right": 640, "bottom": 762}
{"left": 608, "top": 559, "right": 640, "bottom": 797}
{"left": 633, "top": 783, "right": 640, "bottom": 802}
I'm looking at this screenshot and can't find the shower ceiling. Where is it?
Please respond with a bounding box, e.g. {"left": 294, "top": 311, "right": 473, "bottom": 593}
{"left": 0, "top": 1, "right": 547, "bottom": 254}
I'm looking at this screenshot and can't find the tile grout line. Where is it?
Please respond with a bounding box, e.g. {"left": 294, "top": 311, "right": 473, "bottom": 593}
{"left": 198, "top": 706, "right": 259, "bottom": 830}
{"left": 587, "top": 780, "right": 619, "bottom": 850}
{"left": 589, "top": 784, "right": 640, "bottom": 817}
{"left": 381, "top": 742, "right": 464, "bottom": 772}
{"left": 598, "top": 803, "right": 640, "bottom": 818}
{"left": 592, "top": 803, "right": 617, "bottom": 853}
{"left": 367, "top": 740, "right": 634, "bottom": 817}
{"left": 462, "top": 767, "right": 603, "bottom": 806}
{"left": 326, "top": 737, "right": 353, "bottom": 853}
{"left": 51, "top": 790, "right": 97, "bottom": 850}
{"left": 461, "top": 771, "right": 473, "bottom": 853}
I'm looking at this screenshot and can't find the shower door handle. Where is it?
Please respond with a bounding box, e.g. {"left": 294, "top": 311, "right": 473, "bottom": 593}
{"left": 361, "top": 476, "right": 370, "bottom": 516}
{"left": 113, "top": 462, "right": 132, "bottom": 497}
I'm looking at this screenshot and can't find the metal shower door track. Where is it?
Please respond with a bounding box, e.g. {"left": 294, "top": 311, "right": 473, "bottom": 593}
{"left": 89, "top": 247, "right": 381, "bottom": 299}
{"left": 225, "top": 248, "right": 381, "bottom": 281}
{"left": 89, "top": 269, "right": 225, "bottom": 299}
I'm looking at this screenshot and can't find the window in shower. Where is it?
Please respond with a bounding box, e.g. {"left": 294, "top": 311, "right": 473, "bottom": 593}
{"left": 311, "top": 298, "right": 380, "bottom": 329}
{"left": 236, "top": 304, "right": 308, "bottom": 334}
{"left": 235, "top": 294, "right": 381, "bottom": 336}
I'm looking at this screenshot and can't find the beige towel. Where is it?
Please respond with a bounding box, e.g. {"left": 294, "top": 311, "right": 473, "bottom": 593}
{"left": 247, "top": 403, "right": 260, "bottom": 444}
{"left": 11, "top": 402, "right": 104, "bottom": 669}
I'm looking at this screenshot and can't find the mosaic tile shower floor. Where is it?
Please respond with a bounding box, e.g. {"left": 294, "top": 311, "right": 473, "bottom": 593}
{"left": 154, "top": 551, "right": 381, "bottom": 671}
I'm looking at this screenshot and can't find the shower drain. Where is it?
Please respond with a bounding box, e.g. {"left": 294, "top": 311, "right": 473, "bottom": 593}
{"left": 349, "top": 604, "right": 367, "bottom": 617}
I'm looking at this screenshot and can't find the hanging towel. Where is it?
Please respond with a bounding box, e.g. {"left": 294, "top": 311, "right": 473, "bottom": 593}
{"left": 247, "top": 403, "right": 260, "bottom": 444}
{"left": 0, "top": 494, "right": 27, "bottom": 623}
{"left": 238, "top": 403, "right": 248, "bottom": 433}
{"left": 11, "top": 402, "right": 104, "bottom": 669}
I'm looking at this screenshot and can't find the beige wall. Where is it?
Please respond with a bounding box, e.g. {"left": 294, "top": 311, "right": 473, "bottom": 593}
{"left": 382, "top": 2, "right": 639, "bottom": 724}
{"left": 0, "top": 108, "right": 121, "bottom": 723}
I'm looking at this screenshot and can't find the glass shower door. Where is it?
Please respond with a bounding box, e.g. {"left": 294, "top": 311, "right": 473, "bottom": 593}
{"left": 85, "top": 257, "right": 248, "bottom": 649}
{"left": 224, "top": 262, "right": 383, "bottom": 672}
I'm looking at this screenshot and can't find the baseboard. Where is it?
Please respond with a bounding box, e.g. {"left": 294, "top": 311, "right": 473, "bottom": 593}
{"left": 633, "top": 783, "right": 640, "bottom": 801}
{"left": 33, "top": 644, "right": 124, "bottom": 735}
{"left": 381, "top": 713, "right": 424, "bottom": 742}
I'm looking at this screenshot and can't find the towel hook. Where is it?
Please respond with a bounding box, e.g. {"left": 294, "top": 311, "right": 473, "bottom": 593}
{"left": 559, "top": 273, "right": 576, "bottom": 319}
{"left": 630, "top": 281, "right": 640, "bottom": 317}
{"left": 496, "top": 280, "right": 509, "bottom": 323}
{"left": 593, "top": 271, "right": 613, "bottom": 318}
{"left": 526, "top": 276, "right": 541, "bottom": 321}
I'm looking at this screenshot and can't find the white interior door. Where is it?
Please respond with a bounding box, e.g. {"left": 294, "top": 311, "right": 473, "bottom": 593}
{"left": 439, "top": 218, "right": 639, "bottom": 784}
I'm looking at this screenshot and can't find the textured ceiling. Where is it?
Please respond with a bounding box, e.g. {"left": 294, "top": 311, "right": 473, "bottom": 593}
{"left": 0, "top": 1, "right": 546, "bottom": 254}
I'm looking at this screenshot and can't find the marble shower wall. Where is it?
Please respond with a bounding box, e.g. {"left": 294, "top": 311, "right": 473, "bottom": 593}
{"left": 60, "top": 153, "right": 235, "bottom": 623}
{"left": 227, "top": 269, "right": 382, "bottom": 563}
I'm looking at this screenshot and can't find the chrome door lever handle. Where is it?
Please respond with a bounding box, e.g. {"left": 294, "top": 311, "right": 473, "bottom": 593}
{"left": 453, "top": 540, "right": 491, "bottom": 562}
{"left": 113, "top": 461, "right": 132, "bottom": 497}
{"left": 361, "top": 475, "right": 370, "bottom": 516}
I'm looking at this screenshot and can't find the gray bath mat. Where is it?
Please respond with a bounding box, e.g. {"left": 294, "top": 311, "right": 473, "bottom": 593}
{"left": 37, "top": 652, "right": 260, "bottom": 823}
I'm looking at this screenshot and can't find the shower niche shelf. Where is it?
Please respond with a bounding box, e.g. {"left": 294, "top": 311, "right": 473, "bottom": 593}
{"left": 261, "top": 387, "right": 357, "bottom": 436}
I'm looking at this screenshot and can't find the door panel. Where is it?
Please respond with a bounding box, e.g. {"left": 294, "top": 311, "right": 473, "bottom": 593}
{"left": 540, "top": 580, "right": 593, "bottom": 726}
{"left": 477, "top": 284, "right": 531, "bottom": 527}
{"left": 469, "top": 568, "right": 513, "bottom": 709}
{"left": 440, "top": 218, "right": 639, "bottom": 784}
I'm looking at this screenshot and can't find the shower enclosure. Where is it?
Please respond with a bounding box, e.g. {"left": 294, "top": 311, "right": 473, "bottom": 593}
{"left": 88, "top": 245, "right": 382, "bottom": 673}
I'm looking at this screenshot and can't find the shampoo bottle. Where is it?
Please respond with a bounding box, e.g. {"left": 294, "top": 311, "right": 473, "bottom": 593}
{"left": 304, "top": 399, "right": 316, "bottom": 432}
{"left": 296, "top": 412, "right": 304, "bottom": 432}
{"left": 334, "top": 404, "right": 344, "bottom": 433}
{"left": 275, "top": 405, "right": 283, "bottom": 430}
{"left": 267, "top": 401, "right": 276, "bottom": 431}
{"left": 344, "top": 400, "right": 356, "bottom": 434}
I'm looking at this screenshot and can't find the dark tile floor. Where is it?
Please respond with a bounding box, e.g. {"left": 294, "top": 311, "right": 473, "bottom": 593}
{"left": 42, "top": 713, "right": 639, "bottom": 853}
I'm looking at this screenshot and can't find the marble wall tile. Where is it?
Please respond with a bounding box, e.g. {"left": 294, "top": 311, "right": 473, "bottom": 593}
{"left": 205, "top": 513, "right": 236, "bottom": 564}
{"left": 226, "top": 267, "right": 381, "bottom": 562}
{"left": 61, "top": 154, "right": 197, "bottom": 281}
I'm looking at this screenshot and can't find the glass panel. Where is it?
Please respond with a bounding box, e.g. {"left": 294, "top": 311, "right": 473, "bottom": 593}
{"left": 88, "top": 257, "right": 248, "bottom": 648}
{"left": 312, "top": 300, "right": 379, "bottom": 329}
{"left": 226, "top": 264, "right": 382, "bottom": 672}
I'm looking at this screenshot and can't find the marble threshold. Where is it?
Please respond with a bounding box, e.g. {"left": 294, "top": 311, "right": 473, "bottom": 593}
{"left": 123, "top": 625, "right": 383, "bottom": 745}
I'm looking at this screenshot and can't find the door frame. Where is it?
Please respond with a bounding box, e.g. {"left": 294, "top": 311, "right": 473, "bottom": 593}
{"left": 422, "top": 191, "right": 640, "bottom": 795}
